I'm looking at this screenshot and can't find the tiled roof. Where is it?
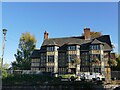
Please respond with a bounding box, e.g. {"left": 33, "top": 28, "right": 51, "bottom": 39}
{"left": 30, "top": 49, "right": 40, "bottom": 58}
{"left": 42, "top": 35, "right": 112, "bottom": 51}
{"left": 42, "top": 37, "right": 91, "bottom": 46}
{"left": 91, "top": 39, "right": 104, "bottom": 44}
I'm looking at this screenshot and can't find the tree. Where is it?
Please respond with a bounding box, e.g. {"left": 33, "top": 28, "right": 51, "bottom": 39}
{"left": 92, "top": 57, "right": 100, "bottom": 66}
{"left": 12, "top": 32, "right": 36, "bottom": 70}
{"left": 0, "top": 58, "right": 1, "bottom": 67}
{"left": 108, "top": 58, "right": 117, "bottom": 72}
{"left": 91, "top": 56, "right": 100, "bottom": 79}
{"left": 91, "top": 56, "right": 100, "bottom": 73}
{"left": 109, "top": 55, "right": 119, "bottom": 71}
{"left": 71, "top": 57, "right": 81, "bottom": 65}
{"left": 73, "top": 57, "right": 81, "bottom": 65}
{"left": 70, "top": 57, "right": 81, "bottom": 74}
{"left": 108, "top": 59, "right": 117, "bottom": 67}
{"left": 115, "top": 55, "right": 120, "bottom": 71}
{"left": 0, "top": 58, "right": 10, "bottom": 78}
{"left": 2, "top": 63, "right": 10, "bottom": 78}
{"left": 82, "top": 31, "right": 102, "bottom": 37}
{"left": 3, "top": 62, "right": 10, "bottom": 69}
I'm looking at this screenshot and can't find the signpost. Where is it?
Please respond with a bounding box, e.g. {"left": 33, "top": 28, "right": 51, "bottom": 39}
{"left": 0, "top": 29, "right": 7, "bottom": 90}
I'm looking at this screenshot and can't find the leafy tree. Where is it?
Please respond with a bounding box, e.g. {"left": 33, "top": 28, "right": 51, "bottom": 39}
{"left": 112, "top": 55, "right": 120, "bottom": 71}
{"left": 108, "top": 58, "right": 117, "bottom": 71}
{"left": 82, "top": 31, "right": 102, "bottom": 37}
{"left": 71, "top": 57, "right": 81, "bottom": 65}
{"left": 73, "top": 57, "right": 81, "bottom": 65}
{"left": 91, "top": 56, "right": 100, "bottom": 73}
{"left": 108, "top": 59, "right": 117, "bottom": 67}
{"left": 3, "top": 62, "right": 10, "bottom": 69}
{"left": 2, "top": 68, "right": 8, "bottom": 78}
{"left": 12, "top": 32, "right": 36, "bottom": 70}
{"left": 0, "top": 58, "right": 1, "bottom": 67}
{"left": 92, "top": 57, "right": 100, "bottom": 66}
{"left": 90, "top": 32, "right": 101, "bottom": 37}
{"left": 69, "top": 57, "right": 81, "bottom": 74}
{"left": 0, "top": 58, "right": 10, "bottom": 78}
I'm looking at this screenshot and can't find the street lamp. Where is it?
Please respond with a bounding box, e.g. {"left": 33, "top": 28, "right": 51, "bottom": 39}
{"left": 0, "top": 29, "right": 7, "bottom": 90}
{"left": 3, "top": 29, "right": 7, "bottom": 36}
{"left": 1, "top": 29, "right": 7, "bottom": 68}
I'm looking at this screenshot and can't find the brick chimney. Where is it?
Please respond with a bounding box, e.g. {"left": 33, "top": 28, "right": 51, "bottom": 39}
{"left": 84, "top": 28, "right": 91, "bottom": 40}
{"left": 44, "top": 31, "right": 49, "bottom": 40}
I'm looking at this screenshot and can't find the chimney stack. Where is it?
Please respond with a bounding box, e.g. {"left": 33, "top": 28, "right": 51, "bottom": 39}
{"left": 44, "top": 31, "right": 49, "bottom": 40}
{"left": 84, "top": 28, "right": 91, "bottom": 40}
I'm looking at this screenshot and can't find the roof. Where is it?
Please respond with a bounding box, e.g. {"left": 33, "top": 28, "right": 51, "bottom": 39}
{"left": 31, "top": 35, "right": 113, "bottom": 58}
{"left": 42, "top": 35, "right": 112, "bottom": 51}
{"left": 30, "top": 49, "right": 41, "bottom": 58}
{"left": 42, "top": 37, "right": 91, "bottom": 46}
{"left": 91, "top": 39, "right": 104, "bottom": 44}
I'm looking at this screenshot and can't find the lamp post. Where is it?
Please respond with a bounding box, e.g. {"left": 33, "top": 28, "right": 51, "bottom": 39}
{"left": 1, "top": 29, "right": 7, "bottom": 69}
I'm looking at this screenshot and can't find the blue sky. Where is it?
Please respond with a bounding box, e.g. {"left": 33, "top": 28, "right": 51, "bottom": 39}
{"left": 1, "top": 2, "right": 118, "bottom": 64}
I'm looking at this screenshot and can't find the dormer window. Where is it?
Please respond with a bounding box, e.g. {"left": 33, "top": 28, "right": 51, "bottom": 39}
{"left": 90, "top": 45, "right": 100, "bottom": 50}
{"left": 68, "top": 46, "right": 76, "bottom": 50}
{"left": 47, "top": 46, "right": 54, "bottom": 51}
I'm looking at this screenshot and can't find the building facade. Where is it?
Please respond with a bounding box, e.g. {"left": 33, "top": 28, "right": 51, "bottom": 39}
{"left": 31, "top": 28, "right": 113, "bottom": 79}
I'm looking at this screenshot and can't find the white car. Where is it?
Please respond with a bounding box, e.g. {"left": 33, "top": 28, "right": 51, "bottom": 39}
{"left": 80, "top": 72, "right": 105, "bottom": 81}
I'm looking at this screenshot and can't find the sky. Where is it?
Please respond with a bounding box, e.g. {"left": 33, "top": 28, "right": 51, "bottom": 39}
{"left": 1, "top": 2, "right": 118, "bottom": 65}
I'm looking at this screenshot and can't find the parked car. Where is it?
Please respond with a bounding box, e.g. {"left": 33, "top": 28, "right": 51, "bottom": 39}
{"left": 52, "top": 73, "right": 58, "bottom": 77}
{"left": 58, "top": 72, "right": 78, "bottom": 81}
{"left": 80, "top": 72, "right": 105, "bottom": 81}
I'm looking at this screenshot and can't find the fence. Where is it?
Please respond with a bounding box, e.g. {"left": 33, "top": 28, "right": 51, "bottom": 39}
{"left": 7, "top": 70, "right": 42, "bottom": 75}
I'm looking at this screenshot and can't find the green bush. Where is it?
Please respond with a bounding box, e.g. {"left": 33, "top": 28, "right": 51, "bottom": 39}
{"left": 2, "top": 74, "right": 60, "bottom": 85}
{"left": 2, "top": 69, "right": 9, "bottom": 78}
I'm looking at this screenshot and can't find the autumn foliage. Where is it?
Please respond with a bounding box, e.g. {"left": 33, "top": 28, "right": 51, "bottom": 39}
{"left": 12, "top": 32, "right": 36, "bottom": 70}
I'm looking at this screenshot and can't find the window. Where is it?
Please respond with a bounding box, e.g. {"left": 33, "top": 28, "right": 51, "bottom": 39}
{"left": 31, "top": 68, "right": 39, "bottom": 71}
{"left": 47, "top": 67, "right": 54, "bottom": 72}
{"left": 81, "top": 52, "right": 89, "bottom": 59}
{"left": 94, "top": 68, "right": 101, "bottom": 73}
{"left": 68, "top": 54, "right": 76, "bottom": 62}
{"left": 40, "top": 59, "right": 46, "bottom": 66}
{"left": 31, "top": 62, "right": 40, "bottom": 66}
{"left": 40, "top": 68, "right": 45, "bottom": 72}
{"left": 32, "top": 59, "right": 40, "bottom": 63}
{"left": 81, "top": 52, "right": 89, "bottom": 65}
{"left": 90, "top": 45, "right": 100, "bottom": 50}
{"left": 47, "top": 46, "right": 54, "bottom": 51}
{"left": 68, "top": 46, "right": 76, "bottom": 50}
{"left": 90, "top": 54, "right": 100, "bottom": 61}
{"left": 40, "top": 53, "right": 46, "bottom": 66}
{"left": 58, "top": 53, "right": 66, "bottom": 66}
{"left": 41, "top": 53, "right": 46, "bottom": 60}
{"left": 48, "top": 55, "right": 54, "bottom": 62}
